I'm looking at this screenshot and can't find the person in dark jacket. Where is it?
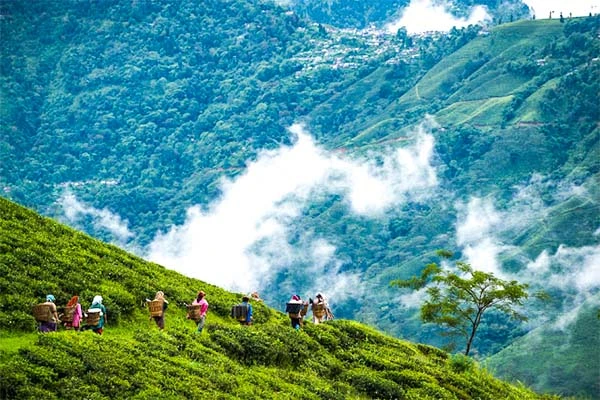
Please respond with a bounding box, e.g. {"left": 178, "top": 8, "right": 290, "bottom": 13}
{"left": 287, "top": 295, "right": 304, "bottom": 330}
{"left": 240, "top": 295, "right": 253, "bottom": 325}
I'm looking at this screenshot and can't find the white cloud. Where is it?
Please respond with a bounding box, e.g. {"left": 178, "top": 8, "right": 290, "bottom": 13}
{"left": 273, "top": 0, "right": 293, "bottom": 6}
{"left": 304, "top": 239, "right": 363, "bottom": 303}
{"left": 461, "top": 238, "right": 507, "bottom": 276}
{"left": 453, "top": 174, "right": 578, "bottom": 278}
{"left": 386, "top": 0, "right": 491, "bottom": 34}
{"left": 399, "top": 287, "right": 429, "bottom": 308}
{"left": 456, "top": 197, "right": 501, "bottom": 244}
{"left": 146, "top": 122, "right": 438, "bottom": 293}
{"left": 451, "top": 174, "right": 599, "bottom": 334}
{"left": 551, "top": 303, "right": 581, "bottom": 330}
{"left": 455, "top": 197, "right": 509, "bottom": 276}
{"left": 522, "top": 0, "right": 600, "bottom": 18}
{"left": 529, "top": 244, "right": 600, "bottom": 293}
{"left": 526, "top": 249, "right": 551, "bottom": 273}
{"left": 59, "top": 190, "right": 134, "bottom": 243}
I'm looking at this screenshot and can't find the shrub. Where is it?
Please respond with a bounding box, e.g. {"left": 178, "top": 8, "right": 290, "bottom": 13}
{"left": 416, "top": 343, "right": 448, "bottom": 362}
{"left": 343, "top": 368, "right": 404, "bottom": 399}
{"left": 208, "top": 324, "right": 289, "bottom": 366}
{"left": 383, "top": 369, "right": 437, "bottom": 388}
{"left": 0, "top": 310, "right": 37, "bottom": 331}
{"left": 304, "top": 323, "right": 341, "bottom": 351}
{"left": 449, "top": 353, "right": 475, "bottom": 373}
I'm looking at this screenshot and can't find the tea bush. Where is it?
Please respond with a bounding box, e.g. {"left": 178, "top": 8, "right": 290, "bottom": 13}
{"left": 342, "top": 368, "right": 404, "bottom": 399}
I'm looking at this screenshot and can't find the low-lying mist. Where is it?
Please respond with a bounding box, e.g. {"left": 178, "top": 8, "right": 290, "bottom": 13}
{"left": 58, "top": 119, "right": 599, "bottom": 337}
{"left": 145, "top": 122, "right": 438, "bottom": 300}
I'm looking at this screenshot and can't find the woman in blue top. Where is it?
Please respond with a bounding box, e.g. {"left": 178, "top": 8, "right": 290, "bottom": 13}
{"left": 241, "top": 296, "right": 253, "bottom": 325}
{"left": 88, "top": 295, "right": 107, "bottom": 335}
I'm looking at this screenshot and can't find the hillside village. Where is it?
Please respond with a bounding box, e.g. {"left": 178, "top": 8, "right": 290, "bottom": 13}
{"left": 293, "top": 22, "right": 446, "bottom": 73}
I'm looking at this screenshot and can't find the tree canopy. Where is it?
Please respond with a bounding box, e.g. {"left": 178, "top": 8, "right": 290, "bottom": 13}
{"left": 391, "top": 250, "right": 531, "bottom": 355}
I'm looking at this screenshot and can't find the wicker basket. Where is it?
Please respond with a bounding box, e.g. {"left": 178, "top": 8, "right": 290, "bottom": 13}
{"left": 285, "top": 302, "right": 303, "bottom": 314}
{"left": 231, "top": 304, "right": 248, "bottom": 322}
{"left": 62, "top": 305, "right": 76, "bottom": 323}
{"left": 312, "top": 303, "right": 326, "bottom": 318}
{"left": 300, "top": 302, "right": 309, "bottom": 317}
{"left": 148, "top": 299, "right": 164, "bottom": 317}
{"left": 187, "top": 304, "right": 201, "bottom": 321}
{"left": 32, "top": 304, "right": 51, "bottom": 322}
{"left": 86, "top": 310, "right": 101, "bottom": 326}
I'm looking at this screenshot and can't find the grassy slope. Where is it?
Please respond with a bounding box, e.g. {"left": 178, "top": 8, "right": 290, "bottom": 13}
{"left": 377, "top": 20, "right": 564, "bottom": 133}
{"left": 0, "top": 196, "right": 555, "bottom": 399}
{"left": 318, "top": 19, "right": 569, "bottom": 152}
{"left": 419, "top": 21, "right": 562, "bottom": 99}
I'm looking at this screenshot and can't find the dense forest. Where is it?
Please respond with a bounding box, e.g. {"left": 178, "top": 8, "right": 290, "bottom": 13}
{"left": 1, "top": 0, "right": 599, "bottom": 397}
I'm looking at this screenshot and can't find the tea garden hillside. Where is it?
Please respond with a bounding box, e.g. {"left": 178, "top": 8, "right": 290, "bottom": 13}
{"left": 0, "top": 197, "right": 559, "bottom": 400}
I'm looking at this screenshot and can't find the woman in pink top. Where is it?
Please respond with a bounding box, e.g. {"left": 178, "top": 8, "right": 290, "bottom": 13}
{"left": 192, "top": 291, "right": 209, "bottom": 333}
{"left": 64, "top": 295, "right": 83, "bottom": 331}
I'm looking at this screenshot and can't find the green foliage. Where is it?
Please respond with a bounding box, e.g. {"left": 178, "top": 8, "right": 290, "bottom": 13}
{"left": 449, "top": 353, "right": 476, "bottom": 373}
{"left": 0, "top": 197, "right": 279, "bottom": 334}
{"left": 342, "top": 368, "right": 404, "bottom": 399}
{"left": 393, "top": 253, "right": 531, "bottom": 355}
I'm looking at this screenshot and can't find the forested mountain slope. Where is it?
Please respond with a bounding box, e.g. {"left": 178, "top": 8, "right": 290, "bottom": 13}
{"left": 0, "top": 197, "right": 555, "bottom": 400}
{"left": 1, "top": 1, "right": 599, "bottom": 397}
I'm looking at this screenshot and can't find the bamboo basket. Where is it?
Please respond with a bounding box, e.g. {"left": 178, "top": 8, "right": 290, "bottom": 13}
{"left": 285, "top": 302, "right": 303, "bottom": 314}
{"left": 286, "top": 302, "right": 305, "bottom": 319}
{"left": 62, "top": 306, "right": 76, "bottom": 323}
{"left": 187, "top": 304, "right": 201, "bottom": 321}
{"left": 300, "top": 302, "right": 309, "bottom": 317}
{"left": 148, "top": 299, "right": 164, "bottom": 317}
{"left": 312, "top": 303, "right": 326, "bottom": 318}
{"left": 32, "top": 304, "right": 51, "bottom": 322}
{"left": 231, "top": 304, "right": 249, "bottom": 322}
{"left": 86, "top": 310, "right": 101, "bottom": 326}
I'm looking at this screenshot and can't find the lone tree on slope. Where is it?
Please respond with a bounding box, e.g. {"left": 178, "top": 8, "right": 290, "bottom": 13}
{"left": 391, "top": 250, "right": 532, "bottom": 356}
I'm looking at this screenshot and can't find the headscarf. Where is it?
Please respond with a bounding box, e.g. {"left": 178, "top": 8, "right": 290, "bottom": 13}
{"left": 66, "top": 295, "right": 79, "bottom": 307}
{"left": 291, "top": 295, "right": 301, "bottom": 301}
{"left": 155, "top": 291, "right": 165, "bottom": 300}
{"left": 92, "top": 295, "right": 103, "bottom": 305}
{"left": 46, "top": 294, "right": 55, "bottom": 302}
